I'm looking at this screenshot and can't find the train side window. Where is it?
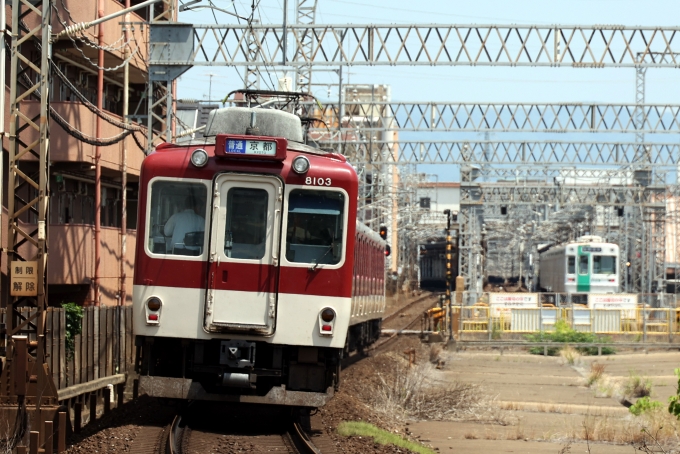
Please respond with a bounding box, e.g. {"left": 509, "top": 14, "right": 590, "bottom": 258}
{"left": 285, "top": 189, "right": 345, "bottom": 265}
{"left": 148, "top": 180, "right": 207, "bottom": 256}
{"left": 578, "top": 255, "right": 589, "bottom": 275}
{"left": 567, "top": 256, "right": 575, "bottom": 274}
{"left": 593, "top": 255, "right": 616, "bottom": 274}
{"left": 225, "top": 188, "right": 268, "bottom": 260}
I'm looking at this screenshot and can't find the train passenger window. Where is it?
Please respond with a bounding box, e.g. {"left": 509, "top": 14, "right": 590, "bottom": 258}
{"left": 567, "top": 256, "right": 575, "bottom": 274}
{"left": 225, "top": 188, "right": 268, "bottom": 260}
{"left": 148, "top": 180, "right": 207, "bottom": 256}
{"left": 578, "top": 255, "right": 589, "bottom": 275}
{"left": 593, "top": 255, "right": 616, "bottom": 274}
{"left": 285, "top": 189, "right": 345, "bottom": 265}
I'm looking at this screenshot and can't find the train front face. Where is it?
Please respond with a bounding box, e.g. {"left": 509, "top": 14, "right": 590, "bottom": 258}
{"left": 564, "top": 243, "right": 620, "bottom": 293}
{"left": 133, "top": 112, "right": 358, "bottom": 407}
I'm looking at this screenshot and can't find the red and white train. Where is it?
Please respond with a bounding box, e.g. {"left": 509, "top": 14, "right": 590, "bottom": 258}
{"left": 133, "top": 93, "right": 386, "bottom": 407}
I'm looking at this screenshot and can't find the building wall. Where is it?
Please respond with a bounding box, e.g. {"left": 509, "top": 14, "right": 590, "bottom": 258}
{"left": 1, "top": 0, "right": 156, "bottom": 307}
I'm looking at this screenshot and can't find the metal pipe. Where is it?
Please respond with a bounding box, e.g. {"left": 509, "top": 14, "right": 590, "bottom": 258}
{"left": 282, "top": 0, "right": 287, "bottom": 64}
{"left": 0, "top": 0, "right": 4, "bottom": 280}
{"left": 94, "top": 0, "right": 104, "bottom": 306}
{"left": 1, "top": 2, "right": 5, "bottom": 135}
{"left": 120, "top": 1, "right": 130, "bottom": 309}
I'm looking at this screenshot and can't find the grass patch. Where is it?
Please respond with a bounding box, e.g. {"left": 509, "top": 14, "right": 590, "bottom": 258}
{"left": 525, "top": 319, "right": 615, "bottom": 356}
{"left": 337, "top": 421, "right": 436, "bottom": 454}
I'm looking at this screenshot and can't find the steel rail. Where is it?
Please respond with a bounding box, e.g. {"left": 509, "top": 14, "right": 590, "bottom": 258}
{"left": 167, "top": 414, "right": 183, "bottom": 454}
{"left": 290, "top": 421, "right": 323, "bottom": 454}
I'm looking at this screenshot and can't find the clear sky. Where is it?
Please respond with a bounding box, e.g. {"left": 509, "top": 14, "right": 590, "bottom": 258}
{"left": 176, "top": 0, "right": 680, "bottom": 181}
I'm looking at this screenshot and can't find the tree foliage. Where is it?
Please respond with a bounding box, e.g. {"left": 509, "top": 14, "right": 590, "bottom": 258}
{"left": 63, "top": 302, "right": 83, "bottom": 359}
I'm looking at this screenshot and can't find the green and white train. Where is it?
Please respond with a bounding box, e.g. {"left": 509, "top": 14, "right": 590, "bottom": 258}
{"left": 538, "top": 235, "right": 620, "bottom": 294}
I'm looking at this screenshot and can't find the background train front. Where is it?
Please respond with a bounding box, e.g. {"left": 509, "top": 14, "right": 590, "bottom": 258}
{"left": 538, "top": 237, "right": 620, "bottom": 294}
{"left": 418, "top": 240, "right": 458, "bottom": 293}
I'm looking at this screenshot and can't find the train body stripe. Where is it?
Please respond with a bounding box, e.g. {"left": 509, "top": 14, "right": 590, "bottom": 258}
{"left": 576, "top": 246, "right": 591, "bottom": 292}
{"left": 135, "top": 258, "right": 351, "bottom": 297}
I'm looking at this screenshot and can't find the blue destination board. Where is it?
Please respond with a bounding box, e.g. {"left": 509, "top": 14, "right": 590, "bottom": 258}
{"left": 225, "top": 139, "right": 277, "bottom": 156}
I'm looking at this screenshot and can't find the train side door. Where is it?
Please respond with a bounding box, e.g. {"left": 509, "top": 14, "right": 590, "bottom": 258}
{"left": 204, "top": 174, "right": 282, "bottom": 335}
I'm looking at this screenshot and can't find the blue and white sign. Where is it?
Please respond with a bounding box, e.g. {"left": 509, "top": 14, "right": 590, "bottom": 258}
{"left": 225, "top": 139, "right": 277, "bottom": 156}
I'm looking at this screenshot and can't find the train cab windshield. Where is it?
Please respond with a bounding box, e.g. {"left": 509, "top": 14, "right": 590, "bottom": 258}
{"left": 593, "top": 255, "right": 617, "bottom": 274}
{"left": 285, "top": 189, "right": 345, "bottom": 265}
{"left": 147, "top": 180, "right": 208, "bottom": 256}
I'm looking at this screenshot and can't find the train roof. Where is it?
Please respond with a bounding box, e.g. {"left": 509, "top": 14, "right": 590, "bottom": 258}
{"left": 540, "top": 241, "right": 619, "bottom": 255}
{"left": 356, "top": 222, "right": 386, "bottom": 244}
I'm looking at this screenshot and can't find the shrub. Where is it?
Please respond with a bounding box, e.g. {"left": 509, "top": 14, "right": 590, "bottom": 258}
{"left": 623, "top": 372, "right": 653, "bottom": 398}
{"left": 586, "top": 362, "right": 606, "bottom": 387}
{"left": 525, "top": 319, "right": 615, "bottom": 356}
{"left": 560, "top": 345, "right": 580, "bottom": 365}
{"left": 629, "top": 397, "right": 662, "bottom": 416}
{"left": 63, "top": 302, "right": 83, "bottom": 359}
{"left": 667, "top": 368, "right": 680, "bottom": 419}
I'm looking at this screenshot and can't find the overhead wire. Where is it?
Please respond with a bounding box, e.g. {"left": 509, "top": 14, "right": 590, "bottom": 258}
{"left": 254, "top": 3, "right": 277, "bottom": 90}
{"left": 204, "top": 0, "right": 247, "bottom": 89}
{"left": 52, "top": 2, "right": 143, "bottom": 72}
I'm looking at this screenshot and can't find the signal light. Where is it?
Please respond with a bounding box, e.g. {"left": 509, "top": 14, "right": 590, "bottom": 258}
{"left": 385, "top": 244, "right": 391, "bottom": 257}
{"left": 379, "top": 225, "right": 388, "bottom": 240}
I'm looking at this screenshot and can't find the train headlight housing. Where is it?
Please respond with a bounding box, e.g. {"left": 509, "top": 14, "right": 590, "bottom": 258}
{"left": 318, "top": 307, "right": 336, "bottom": 336}
{"left": 145, "top": 297, "right": 162, "bottom": 325}
{"left": 191, "top": 148, "right": 209, "bottom": 167}
{"left": 292, "top": 156, "right": 310, "bottom": 174}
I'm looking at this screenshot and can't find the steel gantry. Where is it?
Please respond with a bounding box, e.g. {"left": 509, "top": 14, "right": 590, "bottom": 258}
{"left": 1, "top": 0, "right": 60, "bottom": 449}
{"left": 304, "top": 101, "right": 680, "bottom": 134}
{"left": 312, "top": 140, "right": 680, "bottom": 167}
{"left": 156, "top": 24, "right": 680, "bottom": 68}
{"left": 293, "top": 0, "right": 318, "bottom": 93}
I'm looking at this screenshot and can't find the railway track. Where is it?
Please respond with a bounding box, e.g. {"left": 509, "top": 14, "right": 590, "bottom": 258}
{"left": 373, "top": 293, "right": 439, "bottom": 351}
{"left": 129, "top": 403, "right": 328, "bottom": 454}
{"left": 382, "top": 293, "right": 436, "bottom": 325}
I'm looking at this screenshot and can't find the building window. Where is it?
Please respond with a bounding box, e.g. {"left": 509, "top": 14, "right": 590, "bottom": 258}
{"left": 419, "top": 197, "right": 431, "bottom": 209}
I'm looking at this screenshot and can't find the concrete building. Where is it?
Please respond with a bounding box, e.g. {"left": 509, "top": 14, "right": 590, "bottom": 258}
{"left": 1, "top": 0, "right": 169, "bottom": 306}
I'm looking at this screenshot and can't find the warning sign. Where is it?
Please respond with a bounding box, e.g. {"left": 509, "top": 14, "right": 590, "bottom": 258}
{"left": 10, "top": 261, "right": 38, "bottom": 296}
{"left": 588, "top": 294, "right": 637, "bottom": 318}
{"left": 488, "top": 293, "right": 538, "bottom": 316}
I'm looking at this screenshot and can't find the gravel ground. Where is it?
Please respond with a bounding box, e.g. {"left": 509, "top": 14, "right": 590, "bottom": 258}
{"left": 64, "top": 294, "right": 434, "bottom": 453}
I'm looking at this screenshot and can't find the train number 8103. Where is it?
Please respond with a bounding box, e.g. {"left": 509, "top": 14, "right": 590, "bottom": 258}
{"left": 305, "top": 177, "right": 332, "bottom": 186}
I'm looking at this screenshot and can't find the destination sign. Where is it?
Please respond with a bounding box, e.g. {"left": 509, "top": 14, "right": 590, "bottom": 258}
{"left": 582, "top": 247, "right": 602, "bottom": 252}
{"left": 225, "top": 139, "right": 277, "bottom": 156}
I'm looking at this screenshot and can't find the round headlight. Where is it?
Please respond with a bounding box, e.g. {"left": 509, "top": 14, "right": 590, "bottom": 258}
{"left": 320, "top": 308, "right": 335, "bottom": 322}
{"left": 292, "top": 156, "right": 310, "bottom": 174}
{"left": 147, "top": 297, "right": 162, "bottom": 312}
{"left": 191, "top": 149, "right": 209, "bottom": 167}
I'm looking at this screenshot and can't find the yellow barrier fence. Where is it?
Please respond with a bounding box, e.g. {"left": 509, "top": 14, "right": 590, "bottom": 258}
{"left": 458, "top": 306, "right": 680, "bottom": 336}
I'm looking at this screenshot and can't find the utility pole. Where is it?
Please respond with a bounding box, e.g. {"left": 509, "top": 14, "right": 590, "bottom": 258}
{"left": 444, "top": 209, "right": 454, "bottom": 337}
